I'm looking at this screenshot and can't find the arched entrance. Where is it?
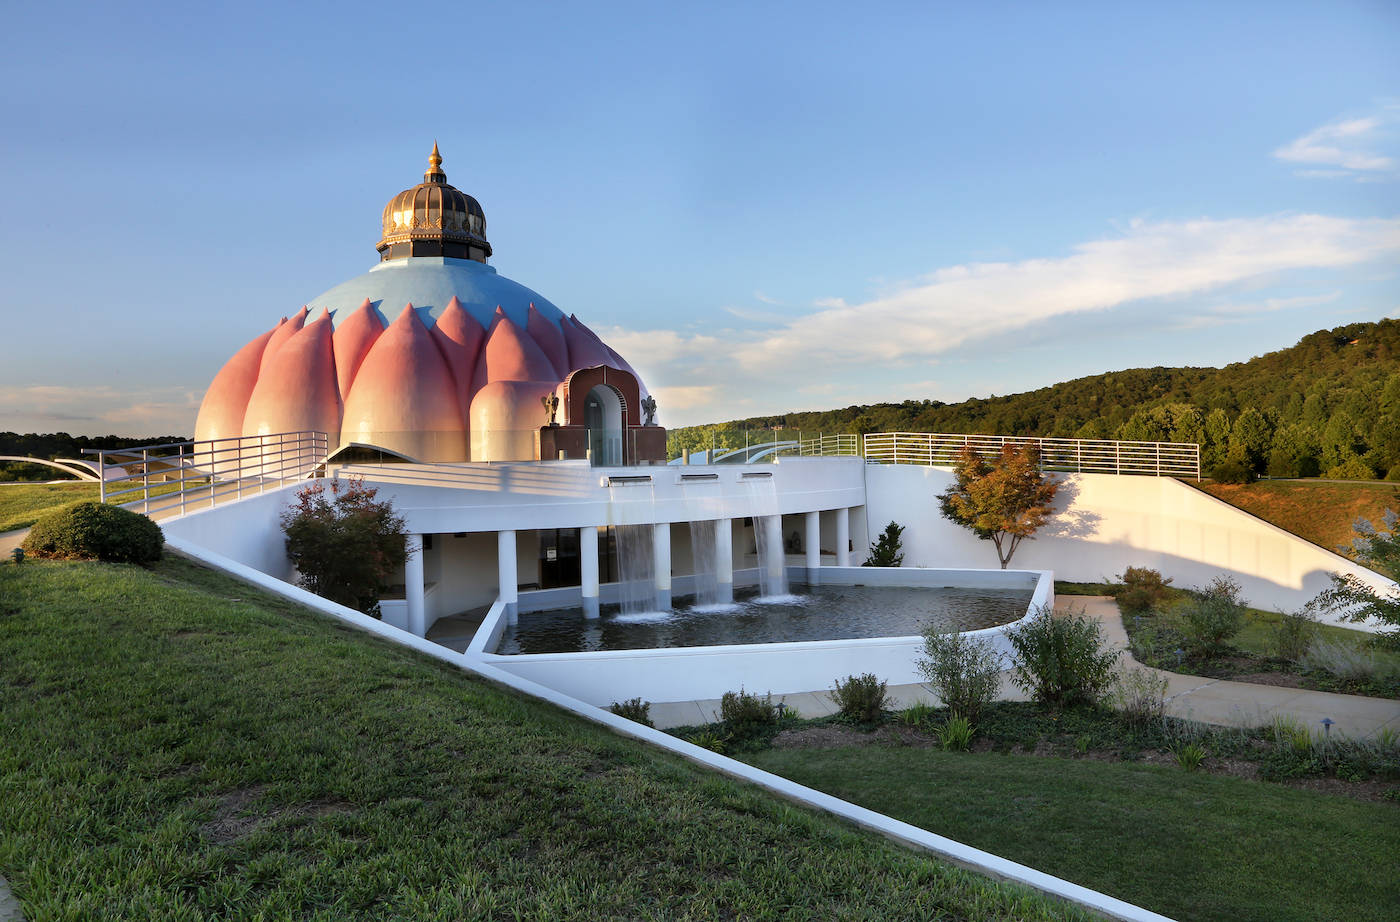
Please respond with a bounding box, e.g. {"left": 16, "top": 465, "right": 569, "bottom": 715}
{"left": 584, "top": 385, "right": 623, "bottom": 466}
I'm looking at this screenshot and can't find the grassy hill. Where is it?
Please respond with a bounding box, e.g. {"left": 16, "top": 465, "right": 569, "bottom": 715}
{"left": 670, "top": 319, "right": 1400, "bottom": 480}
{"left": 0, "top": 557, "right": 1088, "bottom": 922}
{"left": 1192, "top": 479, "right": 1400, "bottom": 572}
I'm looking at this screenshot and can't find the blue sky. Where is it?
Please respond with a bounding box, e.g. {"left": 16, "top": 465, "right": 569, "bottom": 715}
{"left": 2, "top": 0, "right": 1397, "bottom": 434}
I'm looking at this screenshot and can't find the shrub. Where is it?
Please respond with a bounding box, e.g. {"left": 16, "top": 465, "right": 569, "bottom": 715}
{"left": 1109, "top": 667, "right": 1169, "bottom": 727}
{"left": 915, "top": 629, "right": 1003, "bottom": 722}
{"left": 898, "top": 701, "right": 939, "bottom": 728}
{"left": 1006, "top": 605, "right": 1119, "bottom": 708}
{"left": 1174, "top": 576, "right": 1246, "bottom": 657}
{"left": 940, "top": 715, "right": 975, "bottom": 751}
{"left": 1324, "top": 457, "right": 1377, "bottom": 481}
{"left": 719, "top": 688, "right": 776, "bottom": 734}
{"left": 863, "top": 521, "right": 905, "bottom": 567}
{"left": 685, "top": 730, "right": 728, "bottom": 753}
{"left": 1173, "top": 742, "right": 1206, "bottom": 772}
{"left": 829, "top": 673, "right": 890, "bottom": 723}
{"left": 608, "top": 698, "right": 654, "bottom": 727}
{"left": 1115, "top": 566, "right": 1173, "bottom": 614}
{"left": 281, "top": 477, "right": 408, "bottom": 617}
{"left": 22, "top": 501, "right": 163, "bottom": 564}
{"left": 1210, "top": 457, "right": 1254, "bottom": 484}
{"left": 1273, "top": 608, "right": 1318, "bottom": 662}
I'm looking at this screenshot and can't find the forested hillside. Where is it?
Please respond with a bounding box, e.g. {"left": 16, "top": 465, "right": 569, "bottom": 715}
{"left": 669, "top": 320, "right": 1400, "bottom": 480}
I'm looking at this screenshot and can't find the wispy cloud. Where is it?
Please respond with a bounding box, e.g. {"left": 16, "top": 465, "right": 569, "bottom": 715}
{"left": 1274, "top": 105, "right": 1399, "bottom": 179}
{"left": 631, "top": 213, "right": 1400, "bottom": 426}
{"left": 0, "top": 384, "right": 200, "bottom": 436}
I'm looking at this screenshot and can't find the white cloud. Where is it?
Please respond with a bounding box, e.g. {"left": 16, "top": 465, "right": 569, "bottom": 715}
{"left": 1274, "top": 106, "right": 1398, "bottom": 178}
{"left": 638, "top": 213, "right": 1400, "bottom": 426}
{"left": 0, "top": 384, "right": 200, "bottom": 436}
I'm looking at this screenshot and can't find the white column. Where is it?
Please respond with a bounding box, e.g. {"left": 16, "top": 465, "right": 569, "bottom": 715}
{"left": 405, "top": 534, "right": 426, "bottom": 636}
{"left": 835, "top": 507, "right": 850, "bottom": 567}
{"left": 580, "top": 525, "right": 600, "bottom": 619}
{"left": 498, "top": 529, "right": 518, "bottom": 623}
{"left": 805, "top": 511, "right": 821, "bottom": 586}
{"left": 715, "top": 518, "right": 733, "bottom": 603}
{"left": 653, "top": 522, "right": 672, "bottom": 610}
{"left": 764, "top": 515, "right": 785, "bottom": 592}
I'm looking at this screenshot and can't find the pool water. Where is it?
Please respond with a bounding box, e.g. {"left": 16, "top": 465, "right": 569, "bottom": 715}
{"left": 494, "top": 584, "right": 1033, "bottom": 654}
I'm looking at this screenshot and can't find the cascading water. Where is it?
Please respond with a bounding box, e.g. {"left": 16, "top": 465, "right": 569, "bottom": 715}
{"left": 743, "top": 475, "right": 790, "bottom": 599}
{"left": 613, "top": 523, "right": 657, "bottom": 615}
{"left": 608, "top": 481, "right": 661, "bottom": 617}
{"left": 688, "top": 518, "right": 720, "bottom": 607}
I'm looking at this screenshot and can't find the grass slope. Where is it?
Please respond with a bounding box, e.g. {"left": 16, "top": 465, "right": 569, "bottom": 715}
{"left": 1193, "top": 479, "right": 1400, "bottom": 566}
{"left": 746, "top": 744, "right": 1399, "bottom": 922}
{"left": 0, "top": 558, "right": 1088, "bottom": 922}
{"left": 0, "top": 482, "right": 97, "bottom": 532}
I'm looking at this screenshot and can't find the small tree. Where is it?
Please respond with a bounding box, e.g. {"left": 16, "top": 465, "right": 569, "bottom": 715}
{"left": 282, "top": 477, "right": 409, "bottom": 617}
{"left": 1310, "top": 510, "right": 1400, "bottom": 647}
{"left": 938, "top": 445, "right": 1059, "bottom": 569}
{"left": 863, "top": 521, "right": 905, "bottom": 567}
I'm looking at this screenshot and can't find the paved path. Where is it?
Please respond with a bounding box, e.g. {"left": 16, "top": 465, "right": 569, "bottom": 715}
{"left": 651, "top": 596, "right": 1400, "bottom": 737}
{"left": 0, "top": 875, "right": 25, "bottom": 922}
{"left": 0, "top": 529, "right": 28, "bottom": 558}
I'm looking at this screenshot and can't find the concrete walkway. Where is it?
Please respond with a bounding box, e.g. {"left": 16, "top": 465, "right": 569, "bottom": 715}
{"left": 0, "top": 529, "right": 27, "bottom": 557}
{"left": 651, "top": 596, "right": 1400, "bottom": 737}
{"left": 0, "top": 875, "right": 25, "bottom": 922}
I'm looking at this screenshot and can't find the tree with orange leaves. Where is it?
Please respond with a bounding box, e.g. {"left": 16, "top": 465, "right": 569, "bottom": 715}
{"left": 938, "top": 445, "right": 1059, "bottom": 569}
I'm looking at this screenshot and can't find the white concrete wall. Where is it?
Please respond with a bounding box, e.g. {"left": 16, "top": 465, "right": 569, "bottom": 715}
{"left": 160, "top": 487, "right": 295, "bottom": 581}
{"left": 864, "top": 465, "right": 1394, "bottom": 627}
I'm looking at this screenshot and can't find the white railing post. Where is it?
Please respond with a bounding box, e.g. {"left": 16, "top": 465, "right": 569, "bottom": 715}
{"left": 98, "top": 451, "right": 107, "bottom": 503}
{"left": 1155, "top": 442, "right": 1161, "bottom": 477}
{"left": 141, "top": 448, "right": 150, "bottom": 514}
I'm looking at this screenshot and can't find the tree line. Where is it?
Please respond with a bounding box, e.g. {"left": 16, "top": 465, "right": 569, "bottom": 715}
{"left": 0, "top": 432, "right": 189, "bottom": 481}
{"left": 668, "top": 320, "right": 1400, "bottom": 480}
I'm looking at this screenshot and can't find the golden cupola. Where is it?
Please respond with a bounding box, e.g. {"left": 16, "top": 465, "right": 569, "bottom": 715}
{"left": 376, "top": 142, "right": 492, "bottom": 263}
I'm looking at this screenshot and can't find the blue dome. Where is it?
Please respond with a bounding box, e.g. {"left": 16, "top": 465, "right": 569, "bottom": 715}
{"left": 307, "top": 256, "right": 567, "bottom": 331}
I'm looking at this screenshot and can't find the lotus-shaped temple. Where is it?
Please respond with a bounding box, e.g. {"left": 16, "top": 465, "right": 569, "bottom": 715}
{"left": 195, "top": 144, "right": 664, "bottom": 465}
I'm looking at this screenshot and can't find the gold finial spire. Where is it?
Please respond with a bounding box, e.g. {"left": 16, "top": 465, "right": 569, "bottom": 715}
{"left": 425, "top": 140, "right": 446, "bottom": 183}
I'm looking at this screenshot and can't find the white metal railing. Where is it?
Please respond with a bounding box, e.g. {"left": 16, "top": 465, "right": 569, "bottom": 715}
{"left": 86, "top": 431, "right": 330, "bottom": 518}
{"left": 858, "top": 432, "right": 1199, "bottom": 478}
{"left": 787, "top": 433, "right": 861, "bottom": 458}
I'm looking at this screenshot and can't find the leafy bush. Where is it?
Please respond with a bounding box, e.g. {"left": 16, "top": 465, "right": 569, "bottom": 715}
{"left": 829, "top": 673, "right": 890, "bottom": 723}
{"left": 863, "top": 521, "right": 905, "bottom": 567}
{"left": 940, "top": 715, "right": 975, "bottom": 751}
{"left": 1324, "top": 457, "right": 1377, "bottom": 481}
{"left": 282, "top": 477, "right": 408, "bottom": 617}
{"left": 1273, "top": 608, "right": 1317, "bottom": 662}
{"left": 608, "top": 698, "right": 654, "bottom": 727}
{"left": 1109, "top": 667, "right": 1169, "bottom": 727}
{"left": 1309, "top": 510, "right": 1400, "bottom": 647}
{"left": 915, "top": 629, "right": 1003, "bottom": 721}
{"left": 1006, "top": 605, "right": 1119, "bottom": 708}
{"left": 719, "top": 688, "right": 776, "bottom": 734}
{"left": 1210, "top": 457, "right": 1254, "bottom": 484}
{"left": 1174, "top": 576, "right": 1246, "bottom": 657}
{"left": 22, "top": 501, "right": 163, "bottom": 564}
{"left": 1115, "top": 566, "right": 1173, "bottom": 614}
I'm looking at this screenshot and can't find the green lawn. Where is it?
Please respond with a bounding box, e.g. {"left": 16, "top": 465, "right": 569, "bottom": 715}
{"left": 0, "top": 482, "right": 97, "bottom": 532}
{"left": 0, "top": 557, "right": 1089, "bottom": 922}
{"left": 746, "top": 743, "right": 1399, "bottom": 922}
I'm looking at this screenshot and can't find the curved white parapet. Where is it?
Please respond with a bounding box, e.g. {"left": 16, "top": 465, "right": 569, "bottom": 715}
{"left": 476, "top": 567, "right": 1053, "bottom": 706}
